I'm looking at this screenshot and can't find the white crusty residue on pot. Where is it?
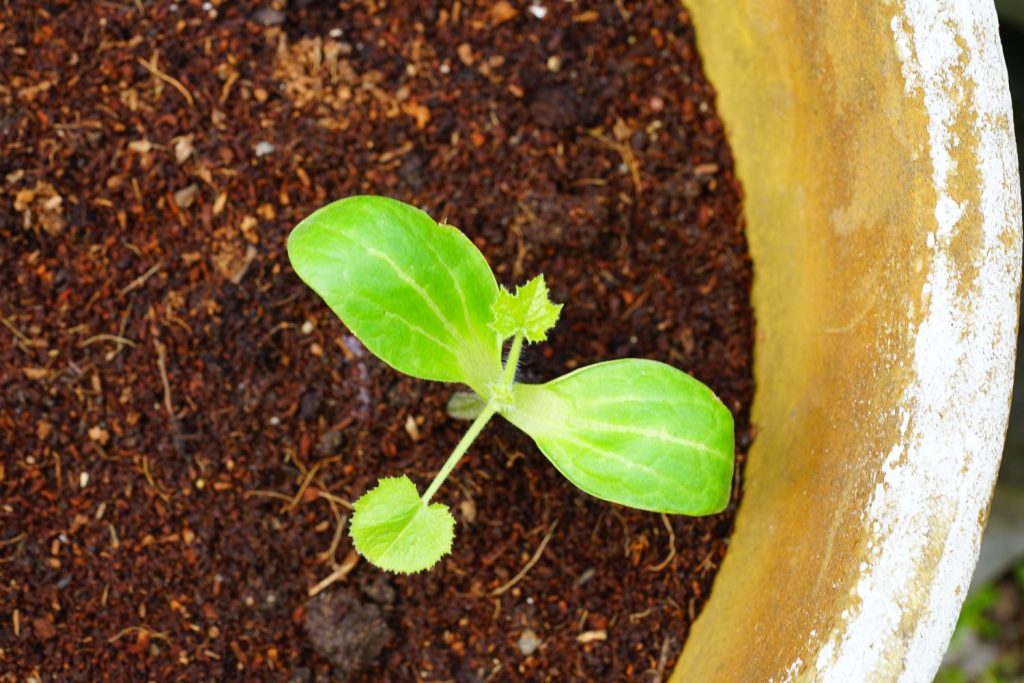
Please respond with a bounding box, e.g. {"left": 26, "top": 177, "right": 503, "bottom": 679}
{"left": 806, "top": 2, "right": 1022, "bottom": 682}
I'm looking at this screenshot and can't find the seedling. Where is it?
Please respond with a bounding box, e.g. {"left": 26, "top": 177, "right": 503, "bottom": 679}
{"left": 288, "top": 196, "right": 734, "bottom": 573}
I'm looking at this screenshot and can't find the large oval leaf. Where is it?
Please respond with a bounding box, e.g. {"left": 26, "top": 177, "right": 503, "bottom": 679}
{"left": 350, "top": 476, "right": 456, "bottom": 573}
{"left": 502, "top": 359, "right": 734, "bottom": 515}
{"left": 287, "top": 196, "right": 502, "bottom": 393}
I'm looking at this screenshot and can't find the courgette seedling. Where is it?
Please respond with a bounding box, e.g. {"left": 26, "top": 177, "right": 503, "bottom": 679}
{"left": 287, "top": 196, "right": 734, "bottom": 573}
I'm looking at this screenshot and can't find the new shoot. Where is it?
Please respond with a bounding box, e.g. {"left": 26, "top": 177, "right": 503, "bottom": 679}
{"left": 288, "top": 196, "right": 734, "bottom": 573}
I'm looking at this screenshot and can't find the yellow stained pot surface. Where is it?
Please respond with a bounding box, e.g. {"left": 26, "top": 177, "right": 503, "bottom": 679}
{"left": 674, "top": 1, "right": 1022, "bottom": 681}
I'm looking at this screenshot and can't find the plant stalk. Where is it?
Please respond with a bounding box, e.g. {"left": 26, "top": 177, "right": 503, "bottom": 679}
{"left": 421, "top": 332, "right": 524, "bottom": 505}
{"left": 421, "top": 400, "right": 498, "bottom": 504}
{"left": 501, "top": 331, "right": 525, "bottom": 388}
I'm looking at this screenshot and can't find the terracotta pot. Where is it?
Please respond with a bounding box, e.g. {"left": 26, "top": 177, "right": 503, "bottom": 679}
{"left": 673, "top": 2, "right": 1022, "bottom": 680}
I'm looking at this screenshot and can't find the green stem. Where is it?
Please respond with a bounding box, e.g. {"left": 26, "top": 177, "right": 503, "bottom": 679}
{"left": 421, "top": 400, "right": 498, "bottom": 504}
{"left": 501, "top": 331, "right": 525, "bottom": 388}
{"left": 422, "top": 333, "right": 523, "bottom": 505}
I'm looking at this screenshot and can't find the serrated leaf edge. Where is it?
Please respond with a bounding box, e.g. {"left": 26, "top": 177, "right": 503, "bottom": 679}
{"left": 350, "top": 476, "right": 456, "bottom": 574}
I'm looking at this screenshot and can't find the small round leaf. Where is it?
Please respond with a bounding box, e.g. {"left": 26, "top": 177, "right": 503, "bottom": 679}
{"left": 350, "top": 476, "right": 455, "bottom": 573}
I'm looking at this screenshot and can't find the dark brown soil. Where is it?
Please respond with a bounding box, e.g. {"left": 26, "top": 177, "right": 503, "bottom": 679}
{"left": 0, "top": 1, "right": 753, "bottom": 681}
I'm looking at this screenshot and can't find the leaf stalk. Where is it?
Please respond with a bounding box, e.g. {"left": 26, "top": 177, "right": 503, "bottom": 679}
{"left": 421, "top": 400, "right": 498, "bottom": 504}
{"left": 501, "top": 331, "right": 525, "bottom": 389}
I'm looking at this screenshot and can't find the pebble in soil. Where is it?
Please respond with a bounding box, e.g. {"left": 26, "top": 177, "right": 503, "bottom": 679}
{"left": 304, "top": 591, "right": 393, "bottom": 677}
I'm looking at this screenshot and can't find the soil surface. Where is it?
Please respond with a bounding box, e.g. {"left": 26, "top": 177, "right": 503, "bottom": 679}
{"left": 0, "top": 1, "right": 754, "bottom": 681}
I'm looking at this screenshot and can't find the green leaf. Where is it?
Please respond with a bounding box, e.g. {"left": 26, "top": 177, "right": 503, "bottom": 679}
{"left": 350, "top": 476, "right": 456, "bottom": 573}
{"left": 502, "top": 359, "right": 734, "bottom": 515}
{"left": 446, "top": 391, "right": 487, "bottom": 421}
{"left": 287, "top": 196, "right": 502, "bottom": 394}
{"left": 490, "top": 274, "right": 563, "bottom": 343}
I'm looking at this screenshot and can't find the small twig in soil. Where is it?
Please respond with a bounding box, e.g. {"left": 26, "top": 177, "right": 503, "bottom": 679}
{"left": 99, "top": 303, "right": 136, "bottom": 363}
{"left": 0, "top": 314, "right": 32, "bottom": 348}
{"left": 78, "top": 333, "right": 137, "bottom": 349}
{"left": 654, "top": 636, "right": 675, "bottom": 683}
{"left": 490, "top": 519, "right": 559, "bottom": 596}
{"left": 577, "top": 629, "right": 608, "bottom": 644}
{"left": 588, "top": 126, "right": 643, "bottom": 195}
{"left": 119, "top": 261, "right": 163, "bottom": 297}
{"left": 512, "top": 201, "right": 536, "bottom": 279}
{"left": 140, "top": 456, "right": 171, "bottom": 502}
{"left": 697, "top": 548, "right": 717, "bottom": 576}
{"left": 0, "top": 533, "right": 26, "bottom": 548}
{"left": 320, "top": 506, "right": 347, "bottom": 564}
{"left": 258, "top": 321, "right": 298, "bottom": 345}
{"left": 316, "top": 489, "right": 354, "bottom": 510}
{"left": 307, "top": 498, "right": 358, "bottom": 596}
{"left": 0, "top": 533, "right": 26, "bottom": 564}
{"left": 164, "top": 313, "right": 193, "bottom": 336}
{"left": 153, "top": 335, "right": 186, "bottom": 457}
{"left": 307, "top": 550, "right": 360, "bottom": 597}
{"left": 108, "top": 625, "right": 170, "bottom": 643}
{"left": 83, "top": 275, "right": 116, "bottom": 313}
{"left": 614, "top": 0, "right": 631, "bottom": 21}
{"left": 647, "top": 514, "right": 676, "bottom": 572}
{"left": 619, "top": 289, "right": 651, "bottom": 322}
{"left": 121, "top": 240, "right": 144, "bottom": 258}
{"left": 246, "top": 489, "right": 294, "bottom": 504}
{"left": 629, "top": 607, "right": 653, "bottom": 624}
{"left": 89, "top": 440, "right": 119, "bottom": 462}
{"left": 136, "top": 57, "right": 194, "bottom": 106}
{"left": 605, "top": 507, "right": 631, "bottom": 558}
{"left": 285, "top": 462, "right": 321, "bottom": 512}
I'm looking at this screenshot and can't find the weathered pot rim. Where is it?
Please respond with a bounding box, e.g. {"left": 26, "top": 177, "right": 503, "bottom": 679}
{"left": 675, "top": 1, "right": 1022, "bottom": 680}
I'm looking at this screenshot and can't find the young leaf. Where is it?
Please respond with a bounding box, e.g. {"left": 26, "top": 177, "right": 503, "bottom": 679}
{"left": 287, "top": 196, "right": 502, "bottom": 394}
{"left": 502, "top": 359, "right": 734, "bottom": 515}
{"left": 490, "top": 274, "right": 563, "bottom": 343}
{"left": 446, "top": 391, "right": 487, "bottom": 421}
{"left": 350, "top": 476, "right": 456, "bottom": 573}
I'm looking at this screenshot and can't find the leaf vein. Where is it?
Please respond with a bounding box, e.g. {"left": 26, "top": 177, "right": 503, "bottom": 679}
{"left": 309, "top": 223, "right": 466, "bottom": 344}
{"left": 558, "top": 393, "right": 706, "bottom": 410}
{"left": 520, "top": 408, "right": 665, "bottom": 480}
{"left": 417, "top": 230, "right": 480, "bottom": 345}
{"left": 376, "top": 309, "right": 461, "bottom": 358}
{"left": 375, "top": 503, "right": 426, "bottom": 564}
{"left": 566, "top": 418, "right": 728, "bottom": 463}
